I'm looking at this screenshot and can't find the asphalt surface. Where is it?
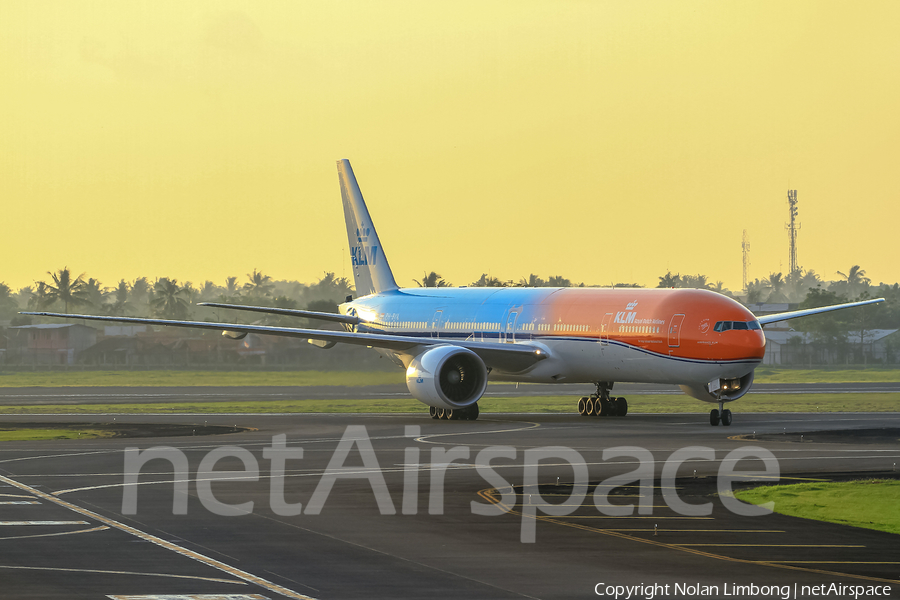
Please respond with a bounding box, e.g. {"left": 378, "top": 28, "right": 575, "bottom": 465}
{"left": 0, "top": 401, "right": 898, "bottom": 599}
{"left": 1, "top": 381, "right": 899, "bottom": 405}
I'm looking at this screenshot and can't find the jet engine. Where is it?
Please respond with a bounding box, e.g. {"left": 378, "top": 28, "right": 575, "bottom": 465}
{"left": 679, "top": 371, "right": 755, "bottom": 403}
{"left": 406, "top": 346, "right": 488, "bottom": 410}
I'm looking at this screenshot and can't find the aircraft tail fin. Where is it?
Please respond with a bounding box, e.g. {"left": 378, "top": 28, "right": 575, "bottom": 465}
{"left": 337, "top": 159, "right": 399, "bottom": 296}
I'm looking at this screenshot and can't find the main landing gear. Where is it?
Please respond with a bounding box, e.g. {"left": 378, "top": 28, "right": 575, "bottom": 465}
{"left": 429, "top": 403, "right": 480, "bottom": 421}
{"left": 577, "top": 382, "right": 627, "bottom": 417}
{"left": 709, "top": 400, "right": 733, "bottom": 426}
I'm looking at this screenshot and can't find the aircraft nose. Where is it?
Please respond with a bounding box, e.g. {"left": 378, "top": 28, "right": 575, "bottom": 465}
{"left": 750, "top": 330, "right": 767, "bottom": 359}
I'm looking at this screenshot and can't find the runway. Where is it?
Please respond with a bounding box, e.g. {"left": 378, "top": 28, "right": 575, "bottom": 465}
{"left": 2, "top": 381, "right": 899, "bottom": 405}
{"left": 0, "top": 401, "right": 898, "bottom": 599}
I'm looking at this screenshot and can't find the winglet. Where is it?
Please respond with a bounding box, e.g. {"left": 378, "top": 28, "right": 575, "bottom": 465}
{"left": 337, "top": 159, "right": 399, "bottom": 296}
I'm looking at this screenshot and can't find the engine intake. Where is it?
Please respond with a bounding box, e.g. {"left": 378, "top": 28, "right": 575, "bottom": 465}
{"left": 406, "top": 346, "right": 488, "bottom": 410}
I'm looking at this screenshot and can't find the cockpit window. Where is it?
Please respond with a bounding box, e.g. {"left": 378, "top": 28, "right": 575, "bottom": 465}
{"left": 714, "top": 320, "right": 761, "bottom": 332}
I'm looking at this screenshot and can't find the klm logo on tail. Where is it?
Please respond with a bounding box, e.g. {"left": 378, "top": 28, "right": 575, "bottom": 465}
{"left": 352, "top": 224, "right": 379, "bottom": 266}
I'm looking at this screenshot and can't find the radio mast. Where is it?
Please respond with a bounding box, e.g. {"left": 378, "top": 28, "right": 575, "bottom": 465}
{"left": 742, "top": 229, "right": 750, "bottom": 291}
{"left": 786, "top": 190, "right": 800, "bottom": 276}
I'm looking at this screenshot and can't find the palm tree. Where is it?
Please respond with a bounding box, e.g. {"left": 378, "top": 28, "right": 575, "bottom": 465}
{"left": 519, "top": 274, "right": 546, "bottom": 287}
{"left": 785, "top": 269, "right": 821, "bottom": 303}
{"left": 764, "top": 272, "right": 788, "bottom": 303}
{"left": 680, "top": 274, "right": 711, "bottom": 290}
{"left": 547, "top": 275, "right": 572, "bottom": 287}
{"left": 83, "top": 277, "right": 108, "bottom": 309}
{"left": 225, "top": 276, "right": 241, "bottom": 297}
{"left": 43, "top": 267, "right": 90, "bottom": 313}
{"left": 244, "top": 269, "right": 274, "bottom": 297}
{"left": 836, "top": 265, "right": 871, "bottom": 298}
{"left": 414, "top": 271, "right": 450, "bottom": 287}
{"left": 0, "top": 282, "right": 18, "bottom": 318}
{"left": 470, "top": 274, "right": 505, "bottom": 287}
{"left": 657, "top": 271, "right": 682, "bottom": 288}
{"left": 110, "top": 279, "right": 131, "bottom": 316}
{"left": 150, "top": 278, "right": 190, "bottom": 319}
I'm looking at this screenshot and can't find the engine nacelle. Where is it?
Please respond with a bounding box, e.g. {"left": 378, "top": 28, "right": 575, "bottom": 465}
{"left": 406, "top": 346, "right": 488, "bottom": 410}
{"left": 679, "top": 371, "right": 755, "bottom": 403}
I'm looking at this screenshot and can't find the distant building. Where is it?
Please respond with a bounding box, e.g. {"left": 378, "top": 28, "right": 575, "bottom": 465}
{"left": 763, "top": 329, "right": 900, "bottom": 365}
{"left": 7, "top": 324, "right": 99, "bottom": 365}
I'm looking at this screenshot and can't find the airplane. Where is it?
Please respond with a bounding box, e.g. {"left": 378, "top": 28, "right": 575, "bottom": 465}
{"left": 25, "top": 159, "right": 885, "bottom": 426}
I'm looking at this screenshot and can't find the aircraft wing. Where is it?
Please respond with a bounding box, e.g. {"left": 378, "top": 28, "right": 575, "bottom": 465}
{"left": 21, "top": 312, "right": 547, "bottom": 372}
{"left": 756, "top": 298, "right": 884, "bottom": 326}
{"left": 196, "top": 302, "right": 359, "bottom": 325}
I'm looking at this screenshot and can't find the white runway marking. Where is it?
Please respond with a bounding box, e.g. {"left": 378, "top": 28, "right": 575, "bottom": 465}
{"left": 0, "top": 521, "right": 89, "bottom": 525}
{"left": 0, "top": 473, "right": 318, "bottom": 600}
{"left": 0, "top": 524, "right": 110, "bottom": 541}
{"left": 107, "top": 595, "right": 270, "bottom": 599}
{"left": 0, "top": 500, "right": 40, "bottom": 504}
{"left": 0, "top": 565, "right": 242, "bottom": 584}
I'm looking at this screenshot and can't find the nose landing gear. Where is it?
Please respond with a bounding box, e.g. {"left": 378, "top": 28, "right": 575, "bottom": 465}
{"left": 709, "top": 399, "right": 732, "bottom": 426}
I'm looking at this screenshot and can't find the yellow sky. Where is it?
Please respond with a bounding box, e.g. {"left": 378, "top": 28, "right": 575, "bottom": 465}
{"left": 2, "top": 2, "right": 898, "bottom": 294}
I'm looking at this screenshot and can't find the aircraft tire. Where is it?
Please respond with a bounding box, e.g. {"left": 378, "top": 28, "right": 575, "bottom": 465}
{"left": 438, "top": 408, "right": 449, "bottom": 420}
{"left": 466, "top": 403, "right": 480, "bottom": 421}
{"left": 599, "top": 398, "right": 610, "bottom": 417}
{"left": 615, "top": 397, "right": 628, "bottom": 416}
{"left": 709, "top": 409, "right": 720, "bottom": 426}
{"left": 585, "top": 397, "right": 597, "bottom": 416}
{"left": 721, "top": 409, "right": 733, "bottom": 426}
{"left": 577, "top": 397, "right": 589, "bottom": 416}
{"left": 429, "top": 406, "right": 440, "bottom": 419}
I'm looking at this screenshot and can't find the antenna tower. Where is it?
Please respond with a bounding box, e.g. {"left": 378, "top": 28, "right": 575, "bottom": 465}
{"left": 742, "top": 229, "right": 750, "bottom": 291}
{"left": 786, "top": 190, "right": 800, "bottom": 276}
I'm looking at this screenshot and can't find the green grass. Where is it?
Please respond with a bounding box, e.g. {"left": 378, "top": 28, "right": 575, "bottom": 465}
{"left": 1, "top": 367, "right": 899, "bottom": 388}
{"left": 0, "top": 393, "right": 896, "bottom": 415}
{"left": 753, "top": 366, "right": 900, "bottom": 384}
{"left": 734, "top": 479, "right": 900, "bottom": 535}
{"left": 0, "top": 428, "right": 115, "bottom": 441}
{"left": 0, "top": 370, "right": 402, "bottom": 388}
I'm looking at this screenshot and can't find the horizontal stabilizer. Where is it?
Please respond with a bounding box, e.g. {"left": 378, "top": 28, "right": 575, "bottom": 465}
{"left": 757, "top": 298, "right": 884, "bottom": 326}
{"left": 197, "top": 302, "right": 359, "bottom": 325}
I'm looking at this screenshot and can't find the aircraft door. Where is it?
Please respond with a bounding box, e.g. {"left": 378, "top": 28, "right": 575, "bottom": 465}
{"left": 600, "top": 313, "right": 613, "bottom": 346}
{"left": 431, "top": 310, "right": 444, "bottom": 338}
{"left": 668, "top": 314, "right": 686, "bottom": 348}
{"left": 502, "top": 310, "right": 520, "bottom": 343}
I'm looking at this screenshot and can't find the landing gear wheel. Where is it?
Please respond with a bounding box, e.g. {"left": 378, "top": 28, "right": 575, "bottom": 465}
{"left": 721, "top": 409, "right": 732, "bottom": 426}
{"left": 578, "top": 397, "right": 589, "bottom": 416}
{"left": 465, "top": 403, "right": 480, "bottom": 421}
{"left": 614, "top": 397, "right": 628, "bottom": 416}
{"left": 429, "top": 406, "right": 440, "bottom": 420}
{"left": 585, "top": 397, "right": 597, "bottom": 416}
{"left": 438, "top": 408, "right": 449, "bottom": 420}
{"left": 709, "top": 409, "right": 720, "bottom": 426}
{"left": 599, "top": 398, "right": 611, "bottom": 416}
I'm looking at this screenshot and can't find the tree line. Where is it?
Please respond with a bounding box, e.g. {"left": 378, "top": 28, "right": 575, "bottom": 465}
{"left": 3, "top": 264, "right": 899, "bottom": 335}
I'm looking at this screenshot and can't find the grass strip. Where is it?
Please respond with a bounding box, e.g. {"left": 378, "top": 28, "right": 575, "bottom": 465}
{"left": 0, "top": 393, "right": 896, "bottom": 415}
{"left": 752, "top": 367, "right": 900, "bottom": 384}
{"left": 0, "top": 370, "right": 402, "bottom": 388}
{"left": 734, "top": 479, "right": 900, "bottom": 535}
{"left": 0, "top": 428, "right": 115, "bottom": 441}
